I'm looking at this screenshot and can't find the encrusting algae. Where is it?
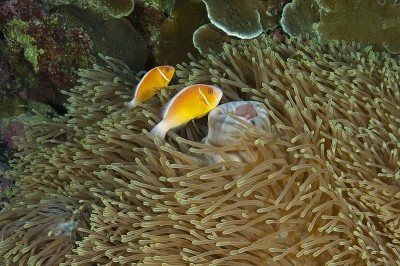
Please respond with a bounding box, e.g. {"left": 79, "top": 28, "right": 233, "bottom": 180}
{"left": 0, "top": 34, "right": 399, "bottom": 265}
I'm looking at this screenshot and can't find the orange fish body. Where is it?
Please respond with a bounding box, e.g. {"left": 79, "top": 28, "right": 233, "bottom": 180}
{"left": 151, "top": 84, "right": 223, "bottom": 139}
{"left": 127, "top": 66, "right": 175, "bottom": 109}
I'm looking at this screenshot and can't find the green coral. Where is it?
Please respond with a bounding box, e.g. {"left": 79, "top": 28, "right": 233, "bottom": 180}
{"left": 5, "top": 19, "right": 45, "bottom": 73}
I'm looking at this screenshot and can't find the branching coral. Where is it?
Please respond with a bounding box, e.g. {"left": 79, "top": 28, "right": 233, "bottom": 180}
{"left": 0, "top": 34, "right": 399, "bottom": 265}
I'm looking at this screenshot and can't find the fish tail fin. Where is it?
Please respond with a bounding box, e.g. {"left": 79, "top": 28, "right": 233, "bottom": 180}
{"left": 126, "top": 99, "right": 137, "bottom": 110}
{"left": 150, "top": 121, "right": 168, "bottom": 139}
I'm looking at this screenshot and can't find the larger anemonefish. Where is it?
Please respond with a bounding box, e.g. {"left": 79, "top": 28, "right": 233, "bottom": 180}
{"left": 151, "top": 84, "right": 223, "bottom": 139}
{"left": 127, "top": 66, "right": 175, "bottom": 109}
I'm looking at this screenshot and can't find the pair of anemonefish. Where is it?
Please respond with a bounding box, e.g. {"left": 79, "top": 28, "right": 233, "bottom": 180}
{"left": 127, "top": 66, "right": 223, "bottom": 139}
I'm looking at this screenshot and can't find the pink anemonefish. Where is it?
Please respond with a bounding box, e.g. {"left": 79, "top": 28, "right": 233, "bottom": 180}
{"left": 151, "top": 84, "right": 223, "bottom": 139}
{"left": 127, "top": 66, "right": 175, "bottom": 109}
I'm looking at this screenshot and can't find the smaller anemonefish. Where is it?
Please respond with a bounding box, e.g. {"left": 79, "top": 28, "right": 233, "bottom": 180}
{"left": 151, "top": 84, "right": 223, "bottom": 139}
{"left": 127, "top": 66, "right": 175, "bottom": 109}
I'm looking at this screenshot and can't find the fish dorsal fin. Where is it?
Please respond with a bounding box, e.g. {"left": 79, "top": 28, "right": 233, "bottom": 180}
{"left": 198, "top": 87, "right": 211, "bottom": 107}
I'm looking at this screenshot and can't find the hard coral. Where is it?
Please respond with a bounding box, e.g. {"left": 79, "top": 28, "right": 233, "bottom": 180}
{"left": 281, "top": 0, "right": 400, "bottom": 53}
{"left": 203, "top": 0, "right": 263, "bottom": 39}
{"left": 202, "top": 0, "right": 287, "bottom": 39}
{"left": 280, "top": 0, "right": 319, "bottom": 38}
{"left": 154, "top": 0, "right": 208, "bottom": 65}
{"left": 129, "top": 1, "right": 165, "bottom": 67}
{"left": 141, "top": 0, "right": 175, "bottom": 13}
{"left": 0, "top": 36, "right": 399, "bottom": 265}
{"left": 1, "top": 0, "right": 93, "bottom": 107}
{"left": 46, "top": 0, "right": 135, "bottom": 18}
{"left": 27, "top": 15, "right": 93, "bottom": 89}
{"left": 193, "top": 23, "right": 230, "bottom": 56}
{"left": 0, "top": 0, "right": 44, "bottom": 22}
{"left": 57, "top": 5, "right": 147, "bottom": 72}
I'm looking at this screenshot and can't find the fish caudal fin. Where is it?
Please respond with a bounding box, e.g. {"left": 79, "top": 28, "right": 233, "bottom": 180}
{"left": 150, "top": 121, "right": 169, "bottom": 139}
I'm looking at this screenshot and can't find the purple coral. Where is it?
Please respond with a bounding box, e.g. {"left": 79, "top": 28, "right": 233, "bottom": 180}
{"left": 0, "top": 0, "right": 44, "bottom": 22}
{"left": 0, "top": 0, "right": 93, "bottom": 106}
{"left": 0, "top": 0, "right": 17, "bottom": 20}
{"left": 26, "top": 15, "right": 93, "bottom": 90}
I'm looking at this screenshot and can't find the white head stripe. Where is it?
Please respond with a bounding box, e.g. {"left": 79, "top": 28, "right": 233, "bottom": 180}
{"left": 157, "top": 67, "right": 170, "bottom": 81}
{"left": 199, "top": 87, "right": 211, "bottom": 106}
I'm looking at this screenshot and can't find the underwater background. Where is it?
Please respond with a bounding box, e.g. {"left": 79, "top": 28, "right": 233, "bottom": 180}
{"left": 0, "top": 0, "right": 399, "bottom": 265}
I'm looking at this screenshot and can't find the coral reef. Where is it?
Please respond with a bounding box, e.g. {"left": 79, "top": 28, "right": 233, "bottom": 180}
{"left": 155, "top": 0, "right": 288, "bottom": 64}
{"left": 5, "top": 16, "right": 93, "bottom": 89}
{"left": 0, "top": 35, "right": 399, "bottom": 265}
{"left": 202, "top": 0, "right": 287, "bottom": 39}
{"left": 0, "top": 101, "right": 58, "bottom": 153}
{"left": 128, "top": 1, "right": 166, "bottom": 67}
{"left": 281, "top": 0, "right": 400, "bottom": 53}
{"left": 280, "top": 0, "right": 319, "bottom": 38}
{"left": 193, "top": 23, "right": 230, "bottom": 56}
{"left": 0, "top": 0, "right": 93, "bottom": 109}
{"left": 203, "top": 0, "right": 263, "bottom": 39}
{"left": 0, "top": 0, "right": 44, "bottom": 22}
{"left": 154, "top": 0, "right": 208, "bottom": 65}
{"left": 46, "top": 0, "right": 135, "bottom": 18}
{"left": 57, "top": 5, "right": 147, "bottom": 72}
{"left": 141, "top": 0, "right": 175, "bottom": 13}
{"left": 0, "top": 164, "right": 14, "bottom": 212}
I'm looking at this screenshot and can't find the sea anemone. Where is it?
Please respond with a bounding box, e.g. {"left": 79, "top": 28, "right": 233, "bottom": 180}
{"left": 200, "top": 101, "right": 270, "bottom": 165}
{"left": 0, "top": 34, "right": 399, "bottom": 265}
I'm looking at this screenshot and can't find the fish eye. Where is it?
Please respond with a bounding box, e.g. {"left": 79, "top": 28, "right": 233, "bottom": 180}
{"left": 165, "top": 68, "right": 170, "bottom": 72}
{"left": 208, "top": 90, "right": 213, "bottom": 94}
